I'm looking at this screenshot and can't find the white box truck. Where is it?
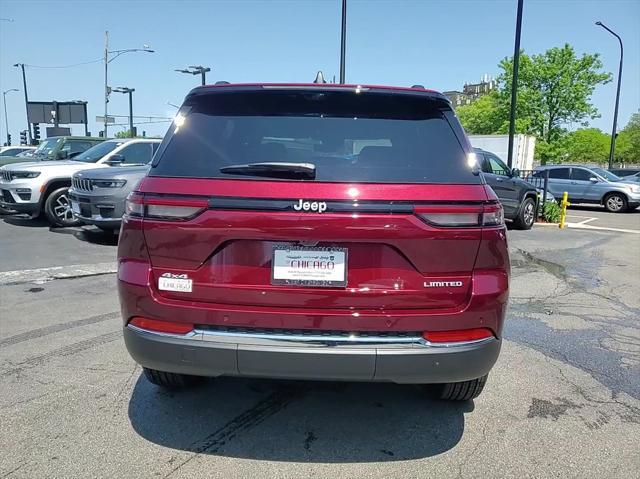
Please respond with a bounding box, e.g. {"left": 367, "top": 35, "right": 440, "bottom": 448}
{"left": 469, "top": 134, "right": 536, "bottom": 171}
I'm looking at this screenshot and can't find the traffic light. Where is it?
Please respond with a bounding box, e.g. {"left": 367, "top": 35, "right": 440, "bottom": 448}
{"left": 7, "top": 134, "right": 11, "bottom": 146}
{"left": 33, "top": 124, "right": 40, "bottom": 141}
{"left": 20, "top": 130, "right": 27, "bottom": 145}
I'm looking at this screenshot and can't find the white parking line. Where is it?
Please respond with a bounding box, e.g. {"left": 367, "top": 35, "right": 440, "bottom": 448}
{"left": 566, "top": 223, "right": 640, "bottom": 234}
{"left": 575, "top": 217, "right": 598, "bottom": 226}
{"left": 0, "top": 262, "right": 117, "bottom": 286}
{"left": 535, "top": 222, "right": 640, "bottom": 234}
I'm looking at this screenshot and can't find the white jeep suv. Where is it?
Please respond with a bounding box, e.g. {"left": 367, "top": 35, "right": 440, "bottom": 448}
{"left": 0, "top": 138, "right": 160, "bottom": 226}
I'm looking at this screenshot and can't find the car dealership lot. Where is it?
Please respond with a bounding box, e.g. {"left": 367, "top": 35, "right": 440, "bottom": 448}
{"left": 1, "top": 217, "right": 638, "bottom": 478}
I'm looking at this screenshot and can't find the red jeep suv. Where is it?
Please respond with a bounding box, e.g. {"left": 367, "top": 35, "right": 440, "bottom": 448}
{"left": 118, "top": 83, "right": 509, "bottom": 401}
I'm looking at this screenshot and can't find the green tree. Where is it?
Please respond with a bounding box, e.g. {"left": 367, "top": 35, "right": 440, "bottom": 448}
{"left": 497, "top": 44, "right": 611, "bottom": 146}
{"left": 563, "top": 128, "right": 611, "bottom": 164}
{"left": 616, "top": 112, "right": 640, "bottom": 164}
{"left": 456, "top": 93, "right": 505, "bottom": 134}
{"left": 115, "top": 129, "right": 133, "bottom": 139}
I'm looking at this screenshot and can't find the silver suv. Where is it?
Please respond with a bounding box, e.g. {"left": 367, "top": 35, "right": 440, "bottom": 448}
{"left": 68, "top": 164, "right": 151, "bottom": 232}
{"left": 534, "top": 165, "right": 640, "bottom": 213}
{"left": 0, "top": 138, "right": 160, "bottom": 226}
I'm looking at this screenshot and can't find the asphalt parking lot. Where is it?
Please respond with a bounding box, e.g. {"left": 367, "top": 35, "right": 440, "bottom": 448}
{"left": 564, "top": 204, "right": 640, "bottom": 233}
{"left": 1, "top": 213, "right": 639, "bottom": 478}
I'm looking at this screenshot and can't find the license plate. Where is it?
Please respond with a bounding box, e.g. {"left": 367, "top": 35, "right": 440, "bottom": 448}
{"left": 271, "top": 246, "right": 347, "bottom": 287}
{"left": 71, "top": 201, "right": 80, "bottom": 214}
{"left": 158, "top": 276, "right": 193, "bottom": 293}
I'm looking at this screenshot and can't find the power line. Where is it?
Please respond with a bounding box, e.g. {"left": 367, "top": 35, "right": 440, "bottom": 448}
{"left": 24, "top": 59, "right": 103, "bottom": 69}
{"left": 109, "top": 114, "right": 172, "bottom": 120}
{"left": 111, "top": 120, "right": 172, "bottom": 126}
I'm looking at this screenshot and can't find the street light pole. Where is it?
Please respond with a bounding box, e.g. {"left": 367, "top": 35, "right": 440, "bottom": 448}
{"left": 596, "top": 21, "right": 624, "bottom": 169}
{"left": 103, "top": 31, "right": 154, "bottom": 138}
{"left": 3, "top": 88, "right": 19, "bottom": 146}
{"left": 13, "top": 63, "right": 31, "bottom": 144}
{"left": 113, "top": 87, "right": 135, "bottom": 137}
{"left": 128, "top": 89, "right": 134, "bottom": 136}
{"left": 339, "top": 0, "right": 347, "bottom": 84}
{"left": 175, "top": 66, "right": 211, "bottom": 85}
{"left": 506, "top": 0, "right": 524, "bottom": 169}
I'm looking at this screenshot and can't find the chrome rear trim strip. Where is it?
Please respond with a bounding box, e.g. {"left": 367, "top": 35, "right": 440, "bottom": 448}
{"left": 126, "top": 325, "right": 495, "bottom": 349}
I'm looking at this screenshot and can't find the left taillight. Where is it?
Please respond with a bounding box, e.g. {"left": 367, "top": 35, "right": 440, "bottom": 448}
{"left": 125, "top": 192, "right": 208, "bottom": 221}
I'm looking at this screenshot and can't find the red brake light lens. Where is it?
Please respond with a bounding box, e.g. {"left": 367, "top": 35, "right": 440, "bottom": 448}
{"left": 418, "top": 212, "right": 481, "bottom": 227}
{"left": 129, "top": 317, "right": 194, "bottom": 335}
{"left": 482, "top": 203, "right": 504, "bottom": 226}
{"left": 124, "top": 193, "right": 208, "bottom": 221}
{"left": 422, "top": 328, "right": 494, "bottom": 343}
{"left": 416, "top": 203, "right": 504, "bottom": 228}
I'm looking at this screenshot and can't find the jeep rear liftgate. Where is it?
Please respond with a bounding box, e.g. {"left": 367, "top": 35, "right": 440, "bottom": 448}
{"left": 131, "top": 179, "right": 494, "bottom": 312}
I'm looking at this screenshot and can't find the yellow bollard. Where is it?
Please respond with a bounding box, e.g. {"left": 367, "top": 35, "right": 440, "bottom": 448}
{"left": 559, "top": 192, "right": 570, "bottom": 229}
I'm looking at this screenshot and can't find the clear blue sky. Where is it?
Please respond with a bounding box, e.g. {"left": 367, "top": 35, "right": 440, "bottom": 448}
{"left": 1, "top": 0, "right": 638, "bottom": 141}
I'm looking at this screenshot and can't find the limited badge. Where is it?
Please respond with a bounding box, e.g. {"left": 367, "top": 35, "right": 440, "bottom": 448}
{"left": 158, "top": 273, "right": 193, "bottom": 292}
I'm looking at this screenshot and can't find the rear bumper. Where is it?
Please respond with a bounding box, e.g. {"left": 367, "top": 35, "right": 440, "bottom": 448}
{"left": 123, "top": 325, "right": 501, "bottom": 384}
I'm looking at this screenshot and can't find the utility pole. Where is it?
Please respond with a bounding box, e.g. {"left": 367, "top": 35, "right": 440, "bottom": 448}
{"left": 175, "top": 66, "right": 211, "bottom": 86}
{"left": 3, "top": 88, "right": 19, "bottom": 146}
{"left": 596, "top": 21, "right": 624, "bottom": 169}
{"left": 506, "top": 0, "right": 524, "bottom": 169}
{"left": 104, "top": 30, "right": 109, "bottom": 138}
{"left": 113, "top": 87, "right": 135, "bottom": 137}
{"left": 339, "top": 0, "right": 347, "bottom": 84}
{"left": 13, "top": 63, "right": 31, "bottom": 144}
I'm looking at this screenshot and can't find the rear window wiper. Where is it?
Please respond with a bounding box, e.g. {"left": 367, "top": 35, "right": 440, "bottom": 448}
{"left": 219, "top": 162, "right": 316, "bottom": 179}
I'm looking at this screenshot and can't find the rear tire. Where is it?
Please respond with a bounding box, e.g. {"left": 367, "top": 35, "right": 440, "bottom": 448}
{"left": 513, "top": 197, "right": 536, "bottom": 230}
{"left": 44, "top": 187, "right": 83, "bottom": 227}
{"left": 603, "top": 192, "right": 628, "bottom": 213}
{"left": 143, "top": 367, "right": 203, "bottom": 389}
{"left": 438, "top": 375, "right": 488, "bottom": 401}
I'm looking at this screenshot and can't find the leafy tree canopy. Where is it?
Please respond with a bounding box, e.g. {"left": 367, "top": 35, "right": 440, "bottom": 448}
{"left": 456, "top": 44, "right": 617, "bottom": 164}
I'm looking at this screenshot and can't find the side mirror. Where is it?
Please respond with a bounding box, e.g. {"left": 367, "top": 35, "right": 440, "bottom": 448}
{"left": 57, "top": 150, "right": 69, "bottom": 160}
{"left": 68, "top": 151, "right": 81, "bottom": 159}
{"left": 105, "top": 153, "right": 125, "bottom": 166}
{"left": 511, "top": 168, "right": 520, "bottom": 177}
{"left": 589, "top": 177, "right": 599, "bottom": 183}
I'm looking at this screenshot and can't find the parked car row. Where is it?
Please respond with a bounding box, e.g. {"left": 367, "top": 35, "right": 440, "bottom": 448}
{"left": 0, "top": 136, "right": 104, "bottom": 167}
{"left": 533, "top": 165, "right": 640, "bottom": 213}
{"left": 0, "top": 145, "right": 36, "bottom": 159}
{"left": 0, "top": 137, "right": 161, "bottom": 225}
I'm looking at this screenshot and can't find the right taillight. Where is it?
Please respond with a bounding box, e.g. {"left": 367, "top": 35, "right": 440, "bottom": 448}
{"left": 416, "top": 203, "right": 503, "bottom": 228}
{"left": 125, "top": 192, "right": 208, "bottom": 221}
{"left": 481, "top": 203, "right": 504, "bottom": 227}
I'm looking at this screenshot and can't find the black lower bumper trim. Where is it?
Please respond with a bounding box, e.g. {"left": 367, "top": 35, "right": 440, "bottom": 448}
{"left": 123, "top": 327, "right": 501, "bottom": 384}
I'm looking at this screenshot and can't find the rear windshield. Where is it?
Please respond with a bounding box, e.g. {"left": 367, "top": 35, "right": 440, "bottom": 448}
{"left": 151, "top": 90, "right": 478, "bottom": 184}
